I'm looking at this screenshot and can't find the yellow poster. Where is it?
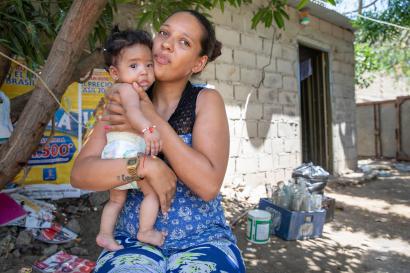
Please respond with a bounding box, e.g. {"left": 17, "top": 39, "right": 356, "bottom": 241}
{"left": 1, "top": 64, "right": 112, "bottom": 186}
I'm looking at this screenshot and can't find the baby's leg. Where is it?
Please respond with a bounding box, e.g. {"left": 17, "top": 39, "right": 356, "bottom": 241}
{"left": 96, "top": 189, "right": 127, "bottom": 251}
{"left": 137, "top": 182, "right": 165, "bottom": 246}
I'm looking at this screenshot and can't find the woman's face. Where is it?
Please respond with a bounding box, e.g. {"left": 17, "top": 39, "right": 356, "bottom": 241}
{"left": 153, "top": 12, "right": 208, "bottom": 82}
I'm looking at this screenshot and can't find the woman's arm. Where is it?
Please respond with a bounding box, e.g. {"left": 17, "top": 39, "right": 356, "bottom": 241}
{"left": 134, "top": 87, "right": 229, "bottom": 201}
{"left": 70, "top": 116, "right": 177, "bottom": 212}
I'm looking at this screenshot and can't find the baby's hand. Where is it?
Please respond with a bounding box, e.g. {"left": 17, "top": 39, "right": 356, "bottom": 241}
{"left": 143, "top": 126, "right": 162, "bottom": 156}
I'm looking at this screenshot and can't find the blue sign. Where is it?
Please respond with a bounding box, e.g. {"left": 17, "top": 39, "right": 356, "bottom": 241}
{"left": 43, "top": 168, "right": 57, "bottom": 181}
{"left": 29, "top": 136, "right": 76, "bottom": 166}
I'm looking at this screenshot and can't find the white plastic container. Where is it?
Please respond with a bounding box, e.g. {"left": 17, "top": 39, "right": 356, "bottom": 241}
{"left": 246, "top": 209, "right": 271, "bottom": 244}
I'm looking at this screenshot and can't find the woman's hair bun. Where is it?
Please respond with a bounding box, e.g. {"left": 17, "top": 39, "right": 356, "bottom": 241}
{"left": 209, "top": 40, "right": 222, "bottom": 62}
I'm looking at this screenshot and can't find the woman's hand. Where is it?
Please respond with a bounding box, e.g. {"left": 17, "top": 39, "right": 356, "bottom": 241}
{"left": 102, "top": 83, "right": 133, "bottom": 131}
{"left": 139, "top": 155, "right": 177, "bottom": 214}
{"left": 131, "top": 82, "right": 156, "bottom": 118}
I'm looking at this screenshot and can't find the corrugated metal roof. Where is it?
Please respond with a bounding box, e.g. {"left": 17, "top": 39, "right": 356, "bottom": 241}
{"left": 287, "top": 0, "right": 354, "bottom": 31}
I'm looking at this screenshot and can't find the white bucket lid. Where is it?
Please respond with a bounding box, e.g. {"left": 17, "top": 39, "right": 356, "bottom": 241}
{"left": 248, "top": 209, "right": 271, "bottom": 220}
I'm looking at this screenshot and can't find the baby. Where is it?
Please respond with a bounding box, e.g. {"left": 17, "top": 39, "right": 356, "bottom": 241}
{"left": 96, "top": 28, "right": 164, "bottom": 251}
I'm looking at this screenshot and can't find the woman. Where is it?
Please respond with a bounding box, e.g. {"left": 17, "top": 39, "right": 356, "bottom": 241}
{"left": 71, "top": 10, "right": 245, "bottom": 272}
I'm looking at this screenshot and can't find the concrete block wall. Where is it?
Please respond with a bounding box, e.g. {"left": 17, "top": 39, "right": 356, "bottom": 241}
{"left": 193, "top": 2, "right": 357, "bottom": 194}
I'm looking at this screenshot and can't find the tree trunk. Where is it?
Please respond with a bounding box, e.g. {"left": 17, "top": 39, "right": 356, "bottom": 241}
{"left": 9, "top": 49, "right": 104, "bottom": 123}
{"left": 0, "top": 45, "right": 11, "bottom": 88}
{"left": 0, "top": 0, "right": 108, "bottom": 188}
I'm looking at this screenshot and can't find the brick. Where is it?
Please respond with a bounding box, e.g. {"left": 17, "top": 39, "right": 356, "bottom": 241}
{"left": 277, "top": 59, "right": 295, "bottom": 75}
{"left": 278, "top": 153, "right": 292, "bottom": 168}
{"left": 241, "top": 33, "right": 263, "bottom": 52}
{"left": 236, "top": 157, "right": 259, "bottom": 173}
{"left": 241, "top": 67, "right": 262, "bottom": 85}
{"left": 217, "top": 81, "right": 234, "bottom": 100}
{"left": 234, "top": 49, "right": 256, "bottom": 67}
{"left": 259, "top": 154, "right": 276, "bottom": 172}
{"left": 263, "top": 72, "right": 282, "bottom": 89}
{"left": 216, "top": 63, "right": 240, "bottom": 81}
{"left": 283, "top": 105, "right": 298, "bottom": 117}
{"left": 282, "top": 76, "right": 298, "bottom": 91}
{"left": 240, "top": 138, "right": 264, "bottom": 155}
{"left": 245, "top": 103, "right": 263, "bottom": 119}
{"left": 215, "top": 26, "right": 240, "bottom": 47}
{"left": 225, "top": 103, "right": 242, "bottom": 119}
{"left": 243, "top": 172, "right": 267, "bottom": 188}
{"left": 225, "top": 158, "right": 236, "bottom": 175}
{"left": 210, "top": 8, "right": 232, "bottom": 26}
{"left": 256, "top": 54, "right": 276, "bottom": 71}
{"left": 332, "top": 25, "right": 344, "bottom": 39}
{"left": 196, "top": 62, "right": 215, "bottom": 81}
{"left": 218, "top": 47, "right": 233, "bottom": 64}
{"left": 319, "top": 20, "right": 332, "bottom": 35}
{"left": 278, "top": 91, "right": 298, "bottom": 106}
{"left": 229, "top": 137, "right": 242, "bottom": 157}
{"left": 277, "top": 122, "right": 292, "bottom": 137}
{"left": 258, "top": 121, "right": 273, "bottom": 139}
{"left": 234, "top": 84, "right": 257, "bottom": 102}
{"left": 258, "top": 86, "right": 278, "bottom": 102}
{"left": 263, "top": 104, "right": 282, "bottom": 121}
{"left": 262, "top": 39, "right": 282, "bottom": 56}
{"left": 281, "top": 45, "right": 298, "bottom": 62}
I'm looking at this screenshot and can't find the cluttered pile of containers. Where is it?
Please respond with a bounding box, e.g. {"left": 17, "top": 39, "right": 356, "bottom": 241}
{"left": 247, "top": 163, "right": 335, "bottom": 243}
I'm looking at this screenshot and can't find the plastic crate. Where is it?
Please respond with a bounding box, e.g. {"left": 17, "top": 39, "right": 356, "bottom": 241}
{"left": 258, "top": 198, "right": 326, "bottom": 240}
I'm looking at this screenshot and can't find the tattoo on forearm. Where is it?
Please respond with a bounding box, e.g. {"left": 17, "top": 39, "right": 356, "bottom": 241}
{"left": 117, "top": 174, "right": 134, "bottom": 184}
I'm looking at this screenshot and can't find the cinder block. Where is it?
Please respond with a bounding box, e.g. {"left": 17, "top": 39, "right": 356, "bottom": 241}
{"left": 245, "top": 103, "right": 263, "bottom": 119}
{"left": 234, "top": 49, "right": 256, "bottom": 67}
{"left": 216, "top": 63, "right": 240, "bottom": 81}
{"left": 258, "top": 86, "right": 278, "bottom": 102}
{"left": 277, "top": 59, "right": 295, "bottom": 75}
{"left": 263, "top": 72, "right": 282, "bottom": 88}
{"left": 283, "top": 105, "right": 298, "bottom": 117}
{"left": 343, "top": 30, "right": 355, "bottom": 42}
{"left": 319, "top": 20, "right": 332, "bottom": 35}
{"left": 218, "top": 47, "right": 234, "bottom": 64}
{"left": 225, "top": 103, "right": 242, "bottom": 119}
{"left": 229, "top": 137, "right": 241, "bottom": 157}
{"left": 278, "top": 153, "right": 292, "bottom": 168}
{"left": 215, "top": 26, "right": 240, "bottom": 47}
{"left": 241, "top": 67, "right": 262, "bottom": 85}
{"left": 236, "top": 157, "right": 259, "bottom": 173}
{"left": 278, "top": 91, "right": 298, "bottom": 106}
{"left": 259, "top": 154, "right": 276, "bottom": 172}
{"left": 217, "top": 81, "right": 234, "bottom": 100}
{"left": 282, "top": 76, "right": 298, "bottom": 91}
{"left": 234, "top": 84, "right": 257, "bottom": 102}
{"left": 241, "top": 33, "right": 263, "bottom": 52}
{"left": 332, "top": 25, "right": 344, "bottom": 39}
{"left": 263, "top": 104, "right": 283, "bottom": 121}
{"left": 281, "top": 45, "right": 298, "bottom": 62}
{"left": 240, "top": 138, "right": 264, "bottom": 155}
{"left": 258, "top": 121, "right": 274, "bottom": 139}
{"left": 244, "top": 172, "right": 267, "bottom": 188}
{"left": 262, "top": 39, "right": 282, "bottom": 57}
{"left": 197, "top": 62, "right": 215, "bottom": 81}
{"left": 210, "top": 8, "right": 232, "bottom": 26}
{"left": 256, "top": 54, "right": 276, "bottom": 71}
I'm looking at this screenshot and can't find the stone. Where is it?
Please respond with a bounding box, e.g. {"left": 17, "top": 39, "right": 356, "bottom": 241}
{"left": 88, "top": 191, "right": 109, "bottom": 207}
{"left": 70, "top": 246, "right": 89, "bottom": 256}
{"left": 0, "top": 234, "right": 15, "bottom": 256}
{"left": 66, "top": 218, "right": 81, "bottom": 235}
{"left": 15, "top": 230, "right": 32, "bottom": 248}
{"left": 42, "top": 244, "right": 58, "bottom": 257}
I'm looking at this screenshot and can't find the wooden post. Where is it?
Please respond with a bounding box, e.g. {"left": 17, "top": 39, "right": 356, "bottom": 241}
{"left": 0, "top": 0, "right": 108, "bottom": 187}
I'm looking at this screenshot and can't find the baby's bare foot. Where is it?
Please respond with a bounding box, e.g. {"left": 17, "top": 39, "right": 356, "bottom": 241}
{"left": 137, "top": 229, "right": 165, "bottom": 246}
{"left": 96, "top": 233, "right": 123, "bottom": 251}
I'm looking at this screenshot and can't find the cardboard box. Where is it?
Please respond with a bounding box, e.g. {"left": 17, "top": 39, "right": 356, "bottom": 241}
{"left": 258, "top": 198, "right": 326, "bottom": 240}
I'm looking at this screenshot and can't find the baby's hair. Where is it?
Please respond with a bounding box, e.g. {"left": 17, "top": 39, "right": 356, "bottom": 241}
{"left": 103, "top": 26, "right": 153, "bottom": 70}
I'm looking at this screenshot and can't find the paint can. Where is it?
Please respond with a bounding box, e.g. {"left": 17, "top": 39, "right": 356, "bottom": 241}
{"left": 246, "top": 209, "right": 271, "bottom": 244}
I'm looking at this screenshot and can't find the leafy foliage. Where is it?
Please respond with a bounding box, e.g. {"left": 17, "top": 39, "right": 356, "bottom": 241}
{"left": 0, "top": 0, "right": 336, "bottom": 74}
{"left": 353, "top": 0, "right": 410, "bottom": 87}
{"left": 0, "top": 0, "right": 117, "bottom": 71}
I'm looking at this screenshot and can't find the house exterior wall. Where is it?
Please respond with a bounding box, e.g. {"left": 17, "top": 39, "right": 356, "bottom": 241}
{"left": 115, "top": 2, "right": 357, "bottom": 197}
{"left": 191, "top": 3, "right": 357, "bottom": 195}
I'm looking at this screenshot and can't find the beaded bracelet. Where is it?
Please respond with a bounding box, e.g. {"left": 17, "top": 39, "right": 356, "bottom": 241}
{"left": 142, "top": 125, "right": 156, "bottom": 134}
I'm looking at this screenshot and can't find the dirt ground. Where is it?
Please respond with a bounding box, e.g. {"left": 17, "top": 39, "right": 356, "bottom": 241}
{"left": 2, "top": 161, "right": 410, "bottom": 273}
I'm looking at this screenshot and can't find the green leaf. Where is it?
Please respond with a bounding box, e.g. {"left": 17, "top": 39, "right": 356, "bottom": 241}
{"left": 296, "top": 0, "right": 309, "bottom": 10}
{"left": 273, "top": 10, "right": 284, "bottom": 28}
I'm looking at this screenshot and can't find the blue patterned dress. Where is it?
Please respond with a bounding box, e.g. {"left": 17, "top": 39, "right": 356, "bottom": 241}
{"left": 94, "top": 82, "right": 245, "bottom": 272}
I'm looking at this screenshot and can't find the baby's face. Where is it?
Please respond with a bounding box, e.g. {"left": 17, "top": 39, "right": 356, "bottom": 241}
{"left": 115, "top": 44, "right": 155, "bottom": 90}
